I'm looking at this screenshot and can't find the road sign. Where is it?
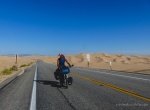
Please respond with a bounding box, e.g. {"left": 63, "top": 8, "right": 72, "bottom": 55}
{"left": 109, "top": 62, "right": 112, "bottom": 70}
{"left": 86, "top": 54, "right": 90, "bottom": 62}
{"left": 109, "top": 62, "right": 112, "bottom": 66}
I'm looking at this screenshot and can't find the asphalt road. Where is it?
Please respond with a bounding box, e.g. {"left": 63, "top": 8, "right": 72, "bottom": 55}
{"left": 0, "top": 61, "right": 150, "bottom": 110}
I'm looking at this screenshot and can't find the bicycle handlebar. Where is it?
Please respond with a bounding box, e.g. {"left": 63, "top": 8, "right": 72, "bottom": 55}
{"left": 67, "top": 64, "right": 74, "bottom": 68}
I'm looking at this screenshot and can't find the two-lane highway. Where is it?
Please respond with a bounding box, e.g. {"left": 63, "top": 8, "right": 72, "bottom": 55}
{"left": 0, "top": 64, "right": 35, "bottom": 110}
{"left": 0, "top": 61, "right": 150, "bottom": 110}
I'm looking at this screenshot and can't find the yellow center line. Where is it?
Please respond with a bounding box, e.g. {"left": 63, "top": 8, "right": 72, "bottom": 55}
{"left": 71, "top": 73, "right": 150, "bottom": 102}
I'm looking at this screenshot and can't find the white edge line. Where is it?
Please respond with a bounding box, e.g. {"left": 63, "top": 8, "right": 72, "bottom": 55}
{"left": 30, "top": 63, "right": 38, "bottom": 110}
{"left": 75, "top": 68, "right": 150, "bottom": 81}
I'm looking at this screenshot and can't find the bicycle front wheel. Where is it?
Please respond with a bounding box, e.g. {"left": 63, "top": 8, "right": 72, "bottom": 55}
{"left": 64, "top": 74, "right": 68, "bottom": 89}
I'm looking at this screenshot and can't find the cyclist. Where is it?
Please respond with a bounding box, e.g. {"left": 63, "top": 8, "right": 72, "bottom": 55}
{"left": 54, "top": 54, "right": 71, "bottom": 80}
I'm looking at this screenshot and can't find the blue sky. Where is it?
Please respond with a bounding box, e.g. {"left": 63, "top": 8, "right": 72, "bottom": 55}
{"left": 0, "top": 0, "right": 150, "bottom": 55}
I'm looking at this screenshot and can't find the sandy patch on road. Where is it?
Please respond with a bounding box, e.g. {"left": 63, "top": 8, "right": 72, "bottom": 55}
{"left": 0, "top": 53, "right": 150, "bottom": 83}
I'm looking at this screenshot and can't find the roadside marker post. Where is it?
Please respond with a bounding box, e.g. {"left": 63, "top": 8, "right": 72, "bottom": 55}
{"left": 109, "top": 62, "right": 112, "bottom": 70}
{"left": 15, "top": 54, "right": 18, "bottom": 69}
{"left": 86, "top": 54, "right": 90, "bottom": 67}
{"left": 15, "top": 54, "right": 18, "bottom": 64}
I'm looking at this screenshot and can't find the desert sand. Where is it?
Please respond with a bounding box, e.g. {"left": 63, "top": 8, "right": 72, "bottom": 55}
{"left": 41, "top": 53, "right": 150, "bottom": 74}
{"left": 0, "top": 56, "right": 37, "bottom": 83}
{"left": 0, "top": 53, "right": 150, "bottom": 83}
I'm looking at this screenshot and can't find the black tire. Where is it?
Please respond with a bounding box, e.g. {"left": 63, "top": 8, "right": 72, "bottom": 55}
{"left": 65, "top": 75, "right": 68, "bottom": 89}
{"left": 65, "top": 80, "right": 68, "bottom": 89}
{"left": 59, "top": 74, "right": 64, "bottom": 87}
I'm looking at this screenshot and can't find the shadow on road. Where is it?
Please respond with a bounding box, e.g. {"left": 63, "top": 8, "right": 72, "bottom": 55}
{"left": 35, "top": 80, "right": 61, "bottom": 88}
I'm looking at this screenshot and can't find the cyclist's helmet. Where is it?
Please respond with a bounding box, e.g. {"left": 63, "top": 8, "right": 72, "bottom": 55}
{"left": 60, "top": 54, "right": 65, "bottom": 58}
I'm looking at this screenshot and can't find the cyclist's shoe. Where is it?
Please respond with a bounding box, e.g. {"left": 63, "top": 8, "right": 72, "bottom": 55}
{"left": 60, "top": 84, "right": 65, "bottom": 87}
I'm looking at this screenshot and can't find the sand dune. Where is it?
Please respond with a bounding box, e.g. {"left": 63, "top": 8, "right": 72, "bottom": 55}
{"left": 0, "top": 53, "right": 150, "bottom": 83}
{"left": 41, "top": 53, "right": 150, "bottom": 74}
{"left": 0, "top": 54, "right": 150, "bottom": 73}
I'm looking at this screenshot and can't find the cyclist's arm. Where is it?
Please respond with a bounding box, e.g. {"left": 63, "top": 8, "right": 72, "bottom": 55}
{"left": 66, "top": 59, "right": 71, "bottom": 67}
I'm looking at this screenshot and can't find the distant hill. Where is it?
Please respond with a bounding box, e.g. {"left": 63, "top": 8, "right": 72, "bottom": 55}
{"left": 0, "top": 54, "right": 36, "bottom": 56}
